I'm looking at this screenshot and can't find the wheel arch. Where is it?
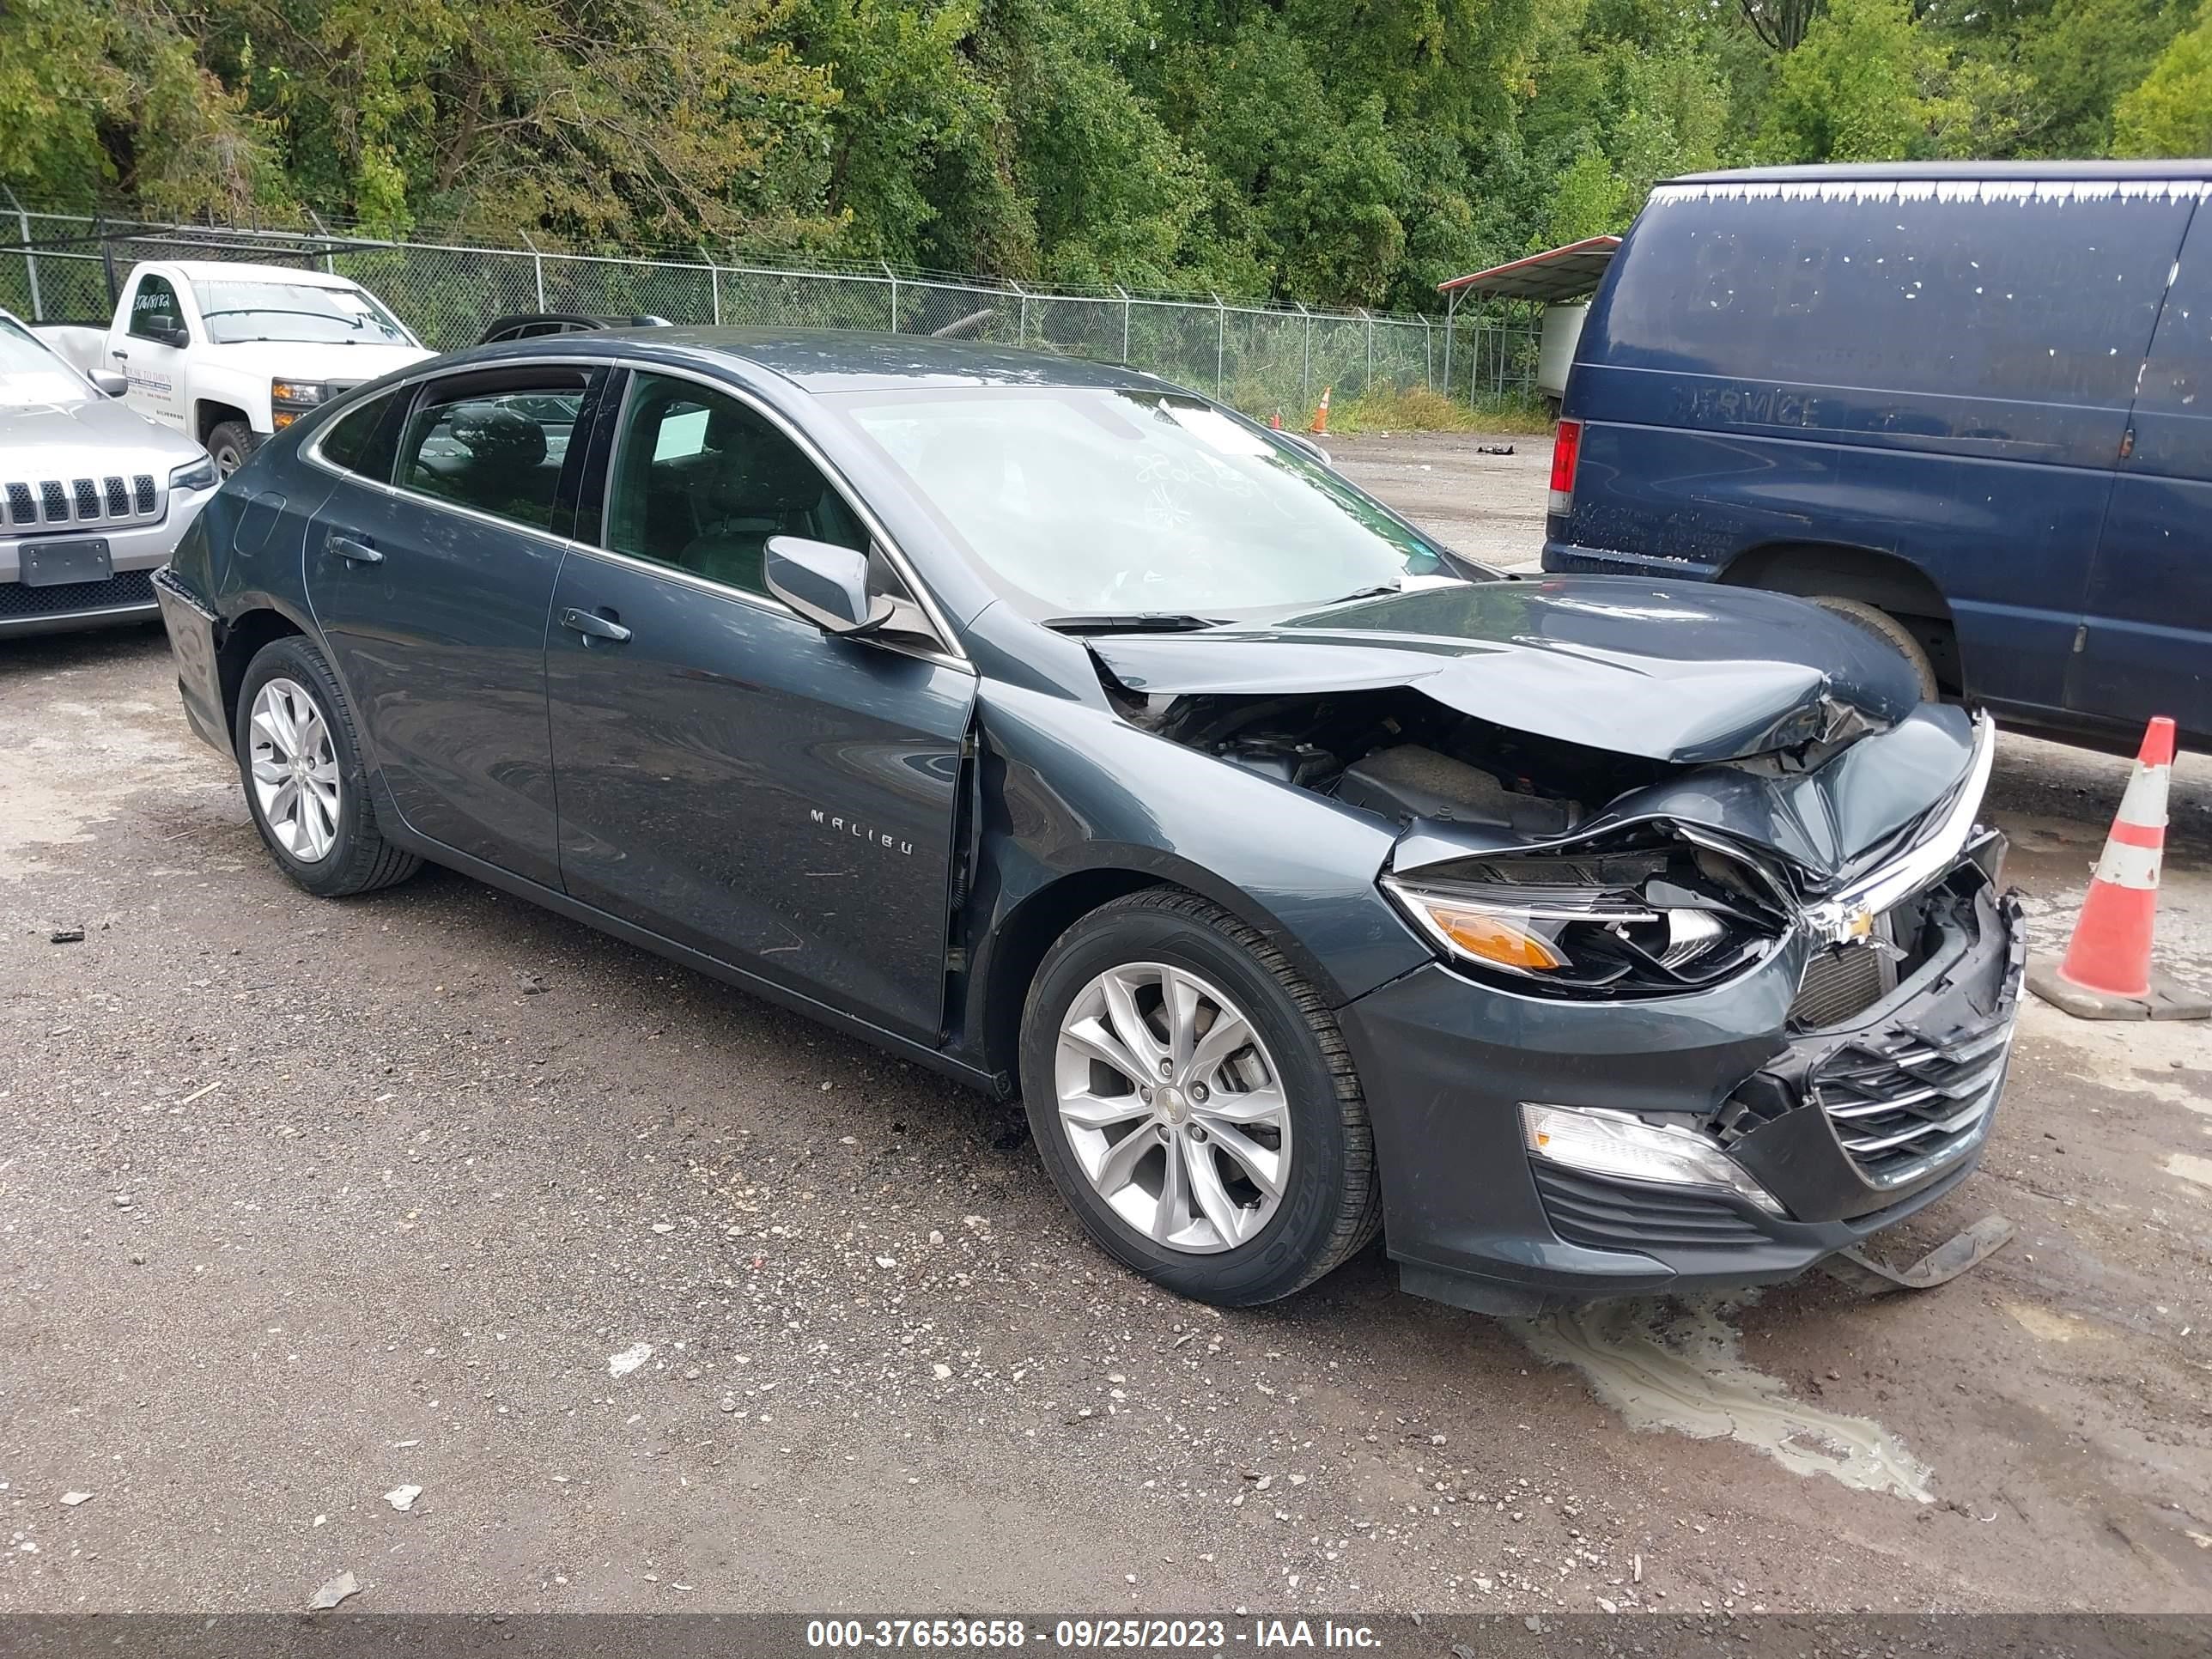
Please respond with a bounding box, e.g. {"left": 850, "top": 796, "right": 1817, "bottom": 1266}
{"left": 969, "top": 849, "right": 1364, "bottom": 1097}
{"left": 1717, "top": 540, "right": 1963, "bottom": 695}
{"left": 216, "top": 603, "right": 313, "bottom": 746}
{"left": 195, "top": 400, "right": 256, "bottom": 447}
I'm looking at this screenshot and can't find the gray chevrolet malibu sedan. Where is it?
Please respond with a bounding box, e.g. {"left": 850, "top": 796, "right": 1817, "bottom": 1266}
{"left": 154, "top": 331, "right": 2021, "bottom": 1314}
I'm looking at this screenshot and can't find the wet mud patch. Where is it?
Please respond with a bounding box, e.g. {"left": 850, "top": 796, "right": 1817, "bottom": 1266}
{"left": 1516, "top": 1293, "right": 1935, "bottom": 1504}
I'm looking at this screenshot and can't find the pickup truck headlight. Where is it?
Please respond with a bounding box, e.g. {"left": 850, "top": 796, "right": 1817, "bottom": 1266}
{"left": 1382, "top": 840, "right": 1787, "bottom": 997}
{"left": 169, "top": 456, "right": 218, "bottom": 492}
{"left": 270, "top": 379, "right": 331, "bottom": 429}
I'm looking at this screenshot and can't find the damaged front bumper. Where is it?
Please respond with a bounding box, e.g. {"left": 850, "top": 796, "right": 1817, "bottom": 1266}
{"left": 1339, "top": 841, "right": 2024, "bottom": 1318}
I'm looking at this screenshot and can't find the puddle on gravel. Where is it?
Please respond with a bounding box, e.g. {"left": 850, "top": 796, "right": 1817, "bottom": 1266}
{"left": 1516, "top": 1293, "right": 1935, "bottom": 1504}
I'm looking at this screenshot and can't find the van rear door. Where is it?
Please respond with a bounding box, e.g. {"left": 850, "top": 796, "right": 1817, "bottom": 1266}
{"left": 2074, "top": 204, "right": 2212, "bottom": 744}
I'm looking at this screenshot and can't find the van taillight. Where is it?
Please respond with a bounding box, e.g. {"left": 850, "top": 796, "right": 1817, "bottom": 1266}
{"left": 1548, "top": 419, "right": 1581, "bottom": 518}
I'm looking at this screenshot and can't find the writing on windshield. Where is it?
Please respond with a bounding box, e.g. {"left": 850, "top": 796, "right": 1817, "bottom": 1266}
{"left": 191, "top": 281, "right": 415, "bottom": 346}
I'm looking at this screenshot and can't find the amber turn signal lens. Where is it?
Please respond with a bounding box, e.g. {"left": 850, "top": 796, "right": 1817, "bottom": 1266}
{"left": 1425, "top": 906, "right": 1566, "bottom": 972}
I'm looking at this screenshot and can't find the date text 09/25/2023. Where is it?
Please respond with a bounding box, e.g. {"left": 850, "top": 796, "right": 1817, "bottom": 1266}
{"left": 804, "top": 1620, "right": 1383, "bottom": 1650}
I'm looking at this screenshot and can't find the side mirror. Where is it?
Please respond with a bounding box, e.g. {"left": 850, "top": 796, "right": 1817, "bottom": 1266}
{"left": 765, "top": 535, "right": 895, "bottom": 636}
{"left": 89, "top": 368, "right": 129, "bottom": 398}
{"left": 156, "top": 324, "right": 190, "bottom": 349}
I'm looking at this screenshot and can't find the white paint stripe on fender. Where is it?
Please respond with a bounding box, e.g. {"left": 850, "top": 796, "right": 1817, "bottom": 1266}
{"left": 2093, "top": 838, "right": 2164, "bottom": 891}
{"left": 2116, "top": 762, "right": 2172, "bottom": 830}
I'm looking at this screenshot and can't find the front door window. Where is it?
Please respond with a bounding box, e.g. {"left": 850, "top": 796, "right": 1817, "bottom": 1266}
{"left": 602, "top": 372, "right": 868, "bottom": 598}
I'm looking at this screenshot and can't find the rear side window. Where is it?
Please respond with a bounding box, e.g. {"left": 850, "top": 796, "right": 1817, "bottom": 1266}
{"left": 316, "top": 391, "right": 404, "bottom": 481}
{"left": 601, "top": 372, "right": 866, "bottom": 598}
{"left": 395, "top": 368, "right": 591, "bottom": 532}
{"left": 1601, "top": 183, "right": 2196, "bottom": 410}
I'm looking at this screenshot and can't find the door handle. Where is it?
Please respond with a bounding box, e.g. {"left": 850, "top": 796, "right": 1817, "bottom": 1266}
{"left": 561, "top": 607, "right": 632, "bottom": 643}
{"left": 112, "top": 349, "right": 129, "bottom": 361}
{"left": 330, "top": 535, "right": 383, "bottom": 565}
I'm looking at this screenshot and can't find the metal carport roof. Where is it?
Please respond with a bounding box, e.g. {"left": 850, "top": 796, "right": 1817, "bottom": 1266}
{"left": 1437, "top": 236, "right": 1620, "bottom": 305}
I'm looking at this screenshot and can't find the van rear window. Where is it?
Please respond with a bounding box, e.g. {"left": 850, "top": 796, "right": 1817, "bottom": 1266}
{"left": 1601, "top": 182, "right": 2195, "bottom": 411}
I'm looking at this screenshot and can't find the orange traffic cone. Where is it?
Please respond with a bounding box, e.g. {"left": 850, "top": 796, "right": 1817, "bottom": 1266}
{"left": 1309, "top": 386, "right": 1332, "bottom": 435}
{"left": 1269, "top": 410, "right": 1283, "bottom": 430}
{"left": 2028, "top": 715, "right": 2209, "bottom": 1019}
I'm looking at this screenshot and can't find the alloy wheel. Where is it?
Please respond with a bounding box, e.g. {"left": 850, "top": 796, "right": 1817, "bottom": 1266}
{"left": 247, "top": 678, "right": 341, "bottom": 863}
{"left": 1053, "top": 962, "right": 1292, "bottom": 1253}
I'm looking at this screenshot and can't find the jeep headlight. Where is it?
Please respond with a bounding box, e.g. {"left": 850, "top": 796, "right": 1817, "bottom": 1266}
{"left": 169, "top": 456, "right": 218, "bottom": 492}
{"left": 1382, "top": 838, "right": 1788, "bottom": 997}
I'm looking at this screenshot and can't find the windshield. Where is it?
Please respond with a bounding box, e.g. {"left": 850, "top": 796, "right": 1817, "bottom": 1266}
{"left": 0, "top": 317, "right": 94, "bottom": 407}
{"left": 191, "top": 280, "right": 415, "bottom": 346}
{"left": 836, "top": 386, "right": 1467, "bottom": 618}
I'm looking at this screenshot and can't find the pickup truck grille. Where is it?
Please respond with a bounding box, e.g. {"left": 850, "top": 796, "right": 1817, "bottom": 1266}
{"left": 3, "top": 472, "right": 162, "bottom": 532}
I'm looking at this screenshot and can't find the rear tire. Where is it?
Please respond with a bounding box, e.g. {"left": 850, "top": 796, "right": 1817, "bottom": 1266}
{"left": 1018, "top": 888, "right": 1381, "bottom": 1305}
{"left": 207, "top": 420, "right": 261, "bottom": 480}
{"left": 234, "top": 635, "right": 422, "bottom": 898}
{"left": 1811, "top": 593, "right": 1940, "bottom": 702}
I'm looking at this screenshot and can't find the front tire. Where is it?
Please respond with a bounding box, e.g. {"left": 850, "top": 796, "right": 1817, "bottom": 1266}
{"left": 207, "top": 420, "right": 261, "bottom": 480}
{"left": 1018, "top": 889, "right": 1381, "bottom": 1305}
{"left": 234, "top": 635, "right": 421, "bottom": 897}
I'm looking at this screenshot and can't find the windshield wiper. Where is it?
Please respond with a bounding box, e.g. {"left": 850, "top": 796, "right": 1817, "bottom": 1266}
{"left": 1321, "top": 584, "right": 1403, "bottom": 605}
{"left": 1043, "top": 612, "right": 1227, "bottom": 635}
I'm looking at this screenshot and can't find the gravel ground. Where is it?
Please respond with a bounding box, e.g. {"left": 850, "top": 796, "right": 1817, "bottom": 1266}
{"left": 3, "top": 434, "right": 2209, "bottom": 1615}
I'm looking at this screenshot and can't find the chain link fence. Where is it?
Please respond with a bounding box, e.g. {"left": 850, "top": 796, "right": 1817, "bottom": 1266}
{"left": 0, "top": 202, "right": 1541, "bottom": 415}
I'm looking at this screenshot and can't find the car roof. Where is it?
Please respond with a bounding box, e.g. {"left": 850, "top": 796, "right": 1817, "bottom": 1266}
{"left": 156, "top": 260, "right": 366, "bottom": 289}
{"left": 445, "top": 327, "right": 1178, "bottom": 394}
{"left": 1669, "top": 160, "right": 2212, "bottom": 185}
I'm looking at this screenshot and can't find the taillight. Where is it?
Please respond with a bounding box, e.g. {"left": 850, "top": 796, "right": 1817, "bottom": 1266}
{"left": 1548, "top": 419, "right": 1582, "bottom": 518}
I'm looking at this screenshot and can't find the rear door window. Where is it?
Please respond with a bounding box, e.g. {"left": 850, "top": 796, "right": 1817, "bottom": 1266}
{"left": 395, "top": 368, "right": 592, "bottom": 533}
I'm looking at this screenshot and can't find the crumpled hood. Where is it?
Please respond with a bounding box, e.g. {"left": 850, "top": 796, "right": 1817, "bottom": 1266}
{"left": 1390, "top": 702, "right": 1982, "bottom": 885}
{"left": 1090, "top": 577, "right": 1925, "bottom": 764}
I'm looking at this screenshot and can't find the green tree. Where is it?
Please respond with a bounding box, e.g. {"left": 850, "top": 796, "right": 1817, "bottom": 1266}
{"left": 2113, "top": 10, "right": 2212, "bottom": 155}
{"left": 1760, "top": 0, "right": 2026, "bottom": 161}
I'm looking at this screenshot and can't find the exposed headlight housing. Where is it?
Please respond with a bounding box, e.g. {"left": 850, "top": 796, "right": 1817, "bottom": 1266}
{"left": 270, "top": 379, "right": 331, "bottom": 429}
{"left": 1522, "top": 1103, "right": 1785, "bottom": 1215}
{"left": 169, "top": 456, "right": 218, "bottom": 493}
{"left": 1382, "top": 836, "right": 1787, "bottom": 997}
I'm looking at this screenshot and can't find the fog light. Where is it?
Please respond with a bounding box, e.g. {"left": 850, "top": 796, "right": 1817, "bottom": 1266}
{"left": 1521, "top": 1103, "right": 1785, "bottom": 1216}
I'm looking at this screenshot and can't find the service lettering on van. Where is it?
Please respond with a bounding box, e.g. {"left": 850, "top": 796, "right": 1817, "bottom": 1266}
{"left": 1673, "top": 384, "right": 1823, "bottom": 429}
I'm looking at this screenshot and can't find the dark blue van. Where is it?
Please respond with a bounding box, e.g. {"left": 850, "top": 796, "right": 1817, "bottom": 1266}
{"left": 1544, "top": 161, "right": 2211, "bottom": 751}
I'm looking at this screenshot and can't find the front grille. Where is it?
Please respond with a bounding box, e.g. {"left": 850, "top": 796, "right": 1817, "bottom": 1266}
{"left": 4, "top": 471, "right": 163, "bottom": 528}
{"left": 1790, "top": 943, "right": 1890, "bottom": 1028}
{"left": 1812, "top": 1021, "right": 2010, "bottom": 1186}
{"left": 1533, "top": 1163, "right": 1771, "bottom": 1254}
{"left": 0, "top": 568, "right": 158, "bottom": 620}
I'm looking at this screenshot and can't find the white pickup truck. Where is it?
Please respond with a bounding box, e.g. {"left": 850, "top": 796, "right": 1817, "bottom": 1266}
{"left": 35, "top": 259, "right": 434, "bottom": 477}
